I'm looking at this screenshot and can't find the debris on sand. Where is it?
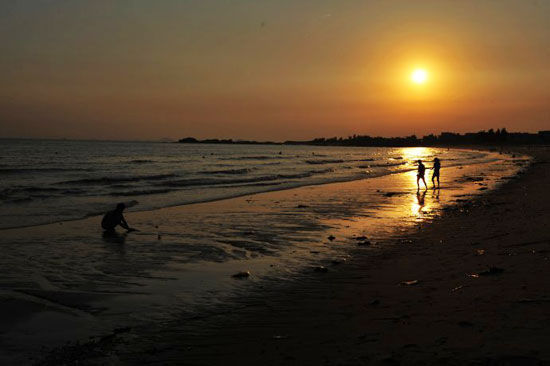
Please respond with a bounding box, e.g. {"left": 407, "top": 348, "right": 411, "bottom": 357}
{"left": 517, "top": 298, "right": 550, "bottom": 304}
{"left": 358, "top": 240, "right": 371, "bottom": 246}
{"left": 400, "top": 280, "right": 419, "bottom": 286}
{"left": 313, "top": 266, "right": 328, "bottom": 273}
{"left": 479, "top": 267, "right": 504, "bottom": 276}
{"left": 273, "top": 335, "right": 288, "bottom": 340}
{"left": 331, "top": 259, "right": 347, "bottom": 265}
{"left": 451, "top": 285, "right": 464, "bottom": 292}
{"left": 469, "top": 267, "right": 504, "bottom": 278}
{"left": 459, "top": 175, "right": 485, "bottom": 183}
{"left": 355, "top": 236, "right": 368, "bottom": 241}
{"left": 113, "top": 327, "right": 132, "bottom": 334}
{"left": 327, "top": 235, "right": 335, "bottom": 241}
{"left": 232, "top": 271, "right": 251, "bottom": 279}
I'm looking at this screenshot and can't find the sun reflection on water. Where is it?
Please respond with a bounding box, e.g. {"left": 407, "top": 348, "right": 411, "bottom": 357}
{"left": 399, "top": 147, "right": 435, "bottom": 162}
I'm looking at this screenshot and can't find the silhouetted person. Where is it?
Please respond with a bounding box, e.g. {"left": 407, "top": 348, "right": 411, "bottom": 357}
{"left": 432, "top": 157, "right": 441, "bottom": 188}
{"left": 101, "top": 203, "right": 136, "bottom": 232}
{"left": 416, "top": 160, "right": 427, "bottom": 191}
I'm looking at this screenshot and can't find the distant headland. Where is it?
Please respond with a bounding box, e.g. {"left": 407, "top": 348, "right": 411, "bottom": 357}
{"left": 178, "top": 129, "right": 550, "bottom": 147}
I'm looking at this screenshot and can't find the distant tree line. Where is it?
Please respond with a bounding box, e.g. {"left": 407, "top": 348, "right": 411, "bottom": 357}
{"left": 178, "top": 128, "right": 550, "bottom": 147}
{"left": 177, "top": 137, "right": 279, "bottom": 145}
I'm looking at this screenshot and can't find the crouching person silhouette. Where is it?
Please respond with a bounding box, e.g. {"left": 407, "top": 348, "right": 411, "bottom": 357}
{"left": 101, "top": 203, "right": 137, "bottom": 233}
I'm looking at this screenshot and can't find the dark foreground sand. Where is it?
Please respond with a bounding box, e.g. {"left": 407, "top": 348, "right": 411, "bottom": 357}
{"left": 29, "top": 146, "right": 549, "bottom": 366}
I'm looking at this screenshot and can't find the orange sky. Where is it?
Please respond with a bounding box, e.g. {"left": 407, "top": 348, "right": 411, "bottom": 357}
{"left": 1, "top": 1, "right": 549, "bottom": 140}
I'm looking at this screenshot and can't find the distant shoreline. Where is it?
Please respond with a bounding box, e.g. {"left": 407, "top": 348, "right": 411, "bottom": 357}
{"left": 178, "top": 129, "right": 550, "bottom": 147}
{"left": 2, "top": 129, "right": 549, "bottom": 146}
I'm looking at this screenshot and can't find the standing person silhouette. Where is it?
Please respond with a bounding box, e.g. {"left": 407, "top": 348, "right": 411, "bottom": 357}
{"left": 432, "top": 157, "right": 441, "bottom": 188}
{"left": 101, "top": 203, "right": 137, "bottom": 233}
{"left": 416, "top": 160, "right": 427, "bottom": 191}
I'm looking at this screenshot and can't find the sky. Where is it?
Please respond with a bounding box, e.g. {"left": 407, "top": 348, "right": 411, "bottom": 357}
{"left": 1, "top": 0, "right": 549, "bottom": 141}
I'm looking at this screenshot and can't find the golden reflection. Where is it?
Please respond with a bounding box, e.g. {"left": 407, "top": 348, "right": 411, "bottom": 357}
{"left": 410, "top": 188, "right": 430, "bottom": 217}
{"left": 432, "top": 187, "right": 440, "bottom": 201}
{"left": 389, "top": 148, "right": 441, "bottom": 218}
{"left": 406, "top": 169, "right": 435, "bottom": 217}
{"left": 399, "top": 147, "right": 433, "bottom": 162}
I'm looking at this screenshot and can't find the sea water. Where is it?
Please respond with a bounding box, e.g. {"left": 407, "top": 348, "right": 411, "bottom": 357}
{"left": 0, "top": 139, "right": 495, "bottom": 229}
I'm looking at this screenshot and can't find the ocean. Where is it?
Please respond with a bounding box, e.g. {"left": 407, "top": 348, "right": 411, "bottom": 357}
{"left": 0, "top": 139, "right": 496, "bottom": 229}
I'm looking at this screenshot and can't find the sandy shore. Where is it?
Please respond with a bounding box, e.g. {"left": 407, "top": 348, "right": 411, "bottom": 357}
{"left": 1, "top": 147, "right": 546, "bottom": 365}
{"left": 136, "top": 146, "right": 546, "bottom": 366}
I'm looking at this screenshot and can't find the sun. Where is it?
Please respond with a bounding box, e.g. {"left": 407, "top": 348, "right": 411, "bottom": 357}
{"left": 411, "top": 68, "right": 428, "bottom": 84}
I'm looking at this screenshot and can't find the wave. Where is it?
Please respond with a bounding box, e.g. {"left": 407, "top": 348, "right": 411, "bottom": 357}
{"left": 305, "top": 159, "right": 345, "bottom": 165}
{"left": 223, "top": 156, "right": 285, "bottom": 161}
{"left": 200, "top": 168, "right": 254, "bottom": 175}
{"left": 0, "top": 167, "right": 94, "bottom": 174}
{"left": 305, "top": 158, "right": 377, "bottom": 165}
{"left": 108, "top": 188, "right": 174, "bottom": 196}
{"left": 0, "top": 186, "right": 87, "bottom": 202}
{"left": 129, "top": 159, "right": 154, "bottom": 164}
{"left": 159, "top": 168, "right": 335, "bottom": 188}
{"left": 159, "top": 175, "right": 279, "bottom": 188}
{"left": 0, "top": 186, "right": 63, "bottom": 197}
{"left": 58, "top": 173, "right": 178, "bottom": 185}
{"left": 368, "top": 162, "right": 408, "bottom": 168}
{"left": 10, "top": 187, "right": 64, "bottom": 193}
{"left": 278, "top": 168, "right": 333, "bottom": 179}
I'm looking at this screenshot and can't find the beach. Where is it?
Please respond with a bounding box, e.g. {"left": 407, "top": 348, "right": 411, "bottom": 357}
{"left": 158, "top": 148, "right": 550, "bottom": 366}
{"left": 0, "top": 146, "right": 547, "bottom": 365}
{"left": 139, "top": 146, "right": 548, "bottom": 366}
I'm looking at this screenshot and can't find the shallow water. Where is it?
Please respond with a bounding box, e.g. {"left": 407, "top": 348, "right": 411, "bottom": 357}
{"left": 1, "top": 139, "right": 495, "bottom": 229}
{"left": 0, "top": 147, "right": 529, "bottom": 362}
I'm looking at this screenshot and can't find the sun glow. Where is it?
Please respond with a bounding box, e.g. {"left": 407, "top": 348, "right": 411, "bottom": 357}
{"left": 411, "top": 69, "right": 428, "bottom": 84}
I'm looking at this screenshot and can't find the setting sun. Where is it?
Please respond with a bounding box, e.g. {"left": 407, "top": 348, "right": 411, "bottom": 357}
{"left": 411, "top": 69, "right": 428, "bottom": 84}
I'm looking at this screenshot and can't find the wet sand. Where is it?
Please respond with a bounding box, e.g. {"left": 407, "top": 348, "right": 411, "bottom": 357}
{"left": 0, "top": 148, "right": 544, "bottom": 365}
{"left": 131, "top": 146, "right": 548, "bottom": 366}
